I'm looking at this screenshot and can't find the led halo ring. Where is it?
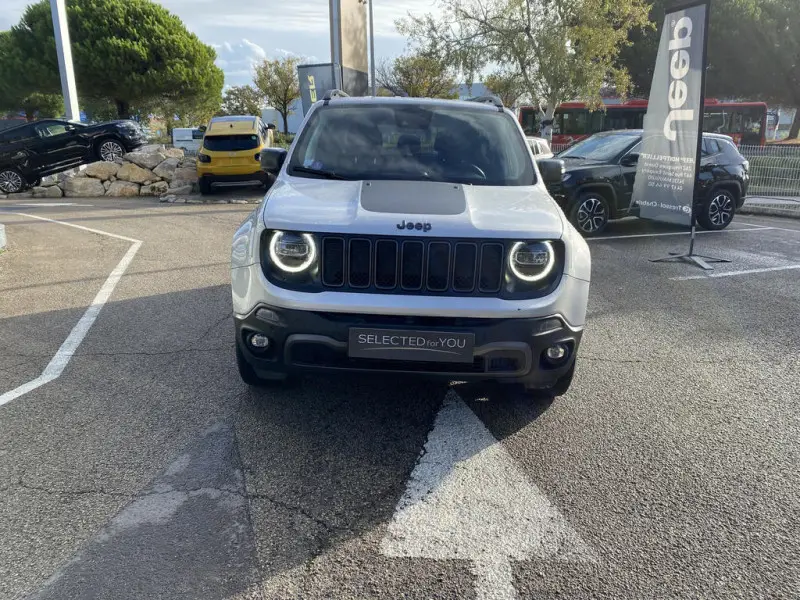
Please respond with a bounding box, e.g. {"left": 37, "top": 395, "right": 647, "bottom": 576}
{"left": 269, "top": 230, "right": 317, "bottom": 273}
{"left": 508, "top": 241, "right": 555, "bottom": 282}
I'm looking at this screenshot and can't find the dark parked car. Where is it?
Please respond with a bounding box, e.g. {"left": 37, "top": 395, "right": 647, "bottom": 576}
{"left": 0, "top": 119, "right": 146, "bottom": 193}
{"left": 547, "top": 130, "right": 750, "bottom": 236}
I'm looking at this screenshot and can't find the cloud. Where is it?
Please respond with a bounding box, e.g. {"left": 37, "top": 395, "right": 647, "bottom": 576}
{"left": 224, "top": 42, "right": 233, "bottom": 53}
{"left": 241, "top": 38, "right": 267, "bottom": 60}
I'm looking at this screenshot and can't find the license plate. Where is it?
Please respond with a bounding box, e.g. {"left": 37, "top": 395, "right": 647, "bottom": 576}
{"left": 348, "top": 328, "right": 475, "bottom": 363}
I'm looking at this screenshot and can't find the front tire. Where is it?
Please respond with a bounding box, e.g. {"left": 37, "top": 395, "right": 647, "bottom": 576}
{"left": 697, "top": 189, "right": 736, "bottom": 231}
{"left": 96, "top": 138, "right": 126, "bottom": 162}
{"left": 570, "top": 192, "right": 610, "bottom": 236}
{"left": 0, "top": 168, "right": 26, "bottom": 194}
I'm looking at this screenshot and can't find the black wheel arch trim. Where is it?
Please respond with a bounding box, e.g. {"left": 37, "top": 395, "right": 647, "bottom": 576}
{"left": 708, "top": 181, "right": 742, "bottom": 207}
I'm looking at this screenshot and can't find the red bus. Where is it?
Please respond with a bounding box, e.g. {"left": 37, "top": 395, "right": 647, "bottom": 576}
{"left": 518, "top": 99, "right": 768, "bottom": 147}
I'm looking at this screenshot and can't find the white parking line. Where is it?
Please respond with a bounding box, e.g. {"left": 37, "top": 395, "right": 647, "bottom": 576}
{"left": 0, "top": 213, "right": 142, "bottom": 407}
{"left": 588, "top": 226, "right": 775, "bottom": 241}
{"left": 736, "top": 220, "right": 800, "bottom": 234}
{"left": 671, "top": 264, "right": 800, "bottom": 281}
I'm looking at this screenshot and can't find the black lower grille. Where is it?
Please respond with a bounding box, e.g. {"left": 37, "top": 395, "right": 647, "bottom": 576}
{"left": 320, "top": 235, "right": 505, "bottom": 296}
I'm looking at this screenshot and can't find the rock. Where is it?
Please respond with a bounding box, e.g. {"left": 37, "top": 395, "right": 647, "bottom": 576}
{"left": 103, "top": 180, "right": 112, "bottom": 191}
{"left": 40, "top": 175, "right": 59, "bottom": 187}
{"left": 180, "top": 158, "right": 197, "bottom": 169}
{"left": 123, "top": 151, "right": 166, "bottom": 170}
{"left": 117, "top": 163, "right": 156, "bottom": 184}
{"left": 0, "top": 194, "right": 7, "bottom": 199}
{"left": 171, "top": 167, "right": 196, "bottom": 186}
{"left": 64, "top": 177, "right": 105, "bottom": 197}
{"left": 32, "top": 186, "right": 63, "bottom": 198}
{"left": 163, "top": 147, "right": 185, "bottom": 159}
{"left": 140, "top": 181, "right": 169, "bottom": 196}
{"left": 8, "top": 191, "right": 33, "bottom": 199}
{"left": 230, "top": 199, "right": 249, "bottom": 204}
{"left": 106, "top": 181, "right": 141, "bottom": 197}
{"left": 168, "top": 184, "right": 193, "bottom": 196}
{"left": 186, "top": 198, "right": 203, "bottom": 204}
{"left": 153, "top": 157, "right": 180, "bottom": 182}
{"left": 84, "top": 161, "right": 120, "bottom": 180}
{"left": 159, "top": 194, "right": 177, "bottom": 203}
{"left": 137, "top": 143, "right": 166, "bottom": 154}
{"left": 143, "top": 180, "right": 152, "bottom": 186}
{"left": 74, "top": 169, "right": 87, "bottom": 177}
{"left": 110, "top": 175, "right": 117, "bottom": 182}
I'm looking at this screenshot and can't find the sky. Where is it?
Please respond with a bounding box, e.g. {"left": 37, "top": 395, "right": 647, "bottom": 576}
{"left": 0, "top": 0, "right": 437, "bottom": 88}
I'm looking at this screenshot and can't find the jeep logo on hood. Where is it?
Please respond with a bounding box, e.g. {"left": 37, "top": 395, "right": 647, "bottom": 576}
{"left": 397, "top": 220, "right": 432, "bottom": 232}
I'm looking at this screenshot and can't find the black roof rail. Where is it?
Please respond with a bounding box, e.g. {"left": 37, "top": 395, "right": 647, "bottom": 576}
{"left": 323, "top": 89, "right": 350, "bottom": 104}
{"left": 466, "top": 95, "right": 504, "bottom": 112}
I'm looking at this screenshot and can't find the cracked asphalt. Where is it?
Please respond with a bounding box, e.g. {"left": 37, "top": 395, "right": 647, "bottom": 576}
{"left": 0, "top": 196, "right": 798, "bottom": 599}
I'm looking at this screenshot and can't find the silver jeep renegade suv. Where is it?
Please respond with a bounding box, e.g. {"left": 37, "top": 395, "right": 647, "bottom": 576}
{"left": 231, "top": 93, "right": 591, "bottom": 397}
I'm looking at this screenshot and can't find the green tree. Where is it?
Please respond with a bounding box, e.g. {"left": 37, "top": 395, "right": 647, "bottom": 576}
{"left": 618, "top": 0, "right": 800, "bottom": 139}
{"left": 253, "top": 56, "right": 301, "bottom": 134}
{"left": 483, "top": 70, "right": 527, "bottom": 108}
{"left": 398, "top": 0, "right": 651, "bottom": 121}
{"left": 7, "top": 0, "right": 224, "bottom": 119}
{"left": 0, "top": 32, "right": 64, "bottom": 120}
{"left": 376, "top": 53, "right": 458, "bottom": 99}
{"left": 220, "top": 85, "right": 264, "bottom": 116}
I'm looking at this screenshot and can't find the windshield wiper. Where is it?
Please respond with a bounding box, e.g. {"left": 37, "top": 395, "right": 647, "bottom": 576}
{"left": 290, "top": 165, "right": 348, "bottom": 180}
{"left": 562, "top": 155, "right": 586, "bottom": 159}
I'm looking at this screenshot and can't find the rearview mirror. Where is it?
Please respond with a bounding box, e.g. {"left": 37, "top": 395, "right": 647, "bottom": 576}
{"left": 260, "top": 148, "right": 288, "bottom": 174}
{"left": 538, "top": 158, "right": 565, "bottom": 185}
{"left": 266, "top": 123, "right": 276, "bottom": 130}
{"left": 620, "top": 153, "right": 639, "bottom": 167}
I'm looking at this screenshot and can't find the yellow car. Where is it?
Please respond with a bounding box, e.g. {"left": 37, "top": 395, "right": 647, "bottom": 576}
{"left": 196, "top": 115, "right": 275, "bottom": 194}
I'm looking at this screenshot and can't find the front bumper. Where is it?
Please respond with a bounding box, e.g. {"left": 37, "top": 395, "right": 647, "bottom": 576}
{"left": 235, "top": 306, "right": 582, "bottom": 386}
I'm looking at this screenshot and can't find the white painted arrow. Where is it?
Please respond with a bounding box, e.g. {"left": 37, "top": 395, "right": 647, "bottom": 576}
{"left": 381, "top": 391, "right": 596, "bottom": 600}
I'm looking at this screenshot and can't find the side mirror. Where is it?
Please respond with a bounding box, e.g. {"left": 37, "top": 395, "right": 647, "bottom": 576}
{"left": 538, "top": 158, "right": 565, "bottom": 185}
{"left": 198, "top": 125, "right": 207, "bottom": 133}
{"left": 260, "top": 148, "right": 288, "bottom": 174}
{"left": 620, "top": 153, "right": 639, "bottom": 167}
{"left": 266, "top": 123, "right": 276, "bottom": 130}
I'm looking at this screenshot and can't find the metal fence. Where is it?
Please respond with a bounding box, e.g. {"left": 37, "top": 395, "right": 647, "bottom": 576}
{"left": 739, "top": 145, "right": 800, "bottom": 198}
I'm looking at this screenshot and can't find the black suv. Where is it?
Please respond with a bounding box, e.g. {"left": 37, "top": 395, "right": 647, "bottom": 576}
{"left": 0, "top": 119, "right": 146, "bottom": 193}
{"left": 547, "top": 130, "right": 750, "bottom": 236}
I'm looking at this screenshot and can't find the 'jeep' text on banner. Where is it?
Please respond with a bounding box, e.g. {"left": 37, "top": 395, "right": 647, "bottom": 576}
{"left": 632, "top": 1, "right": 709, "bottom": 225}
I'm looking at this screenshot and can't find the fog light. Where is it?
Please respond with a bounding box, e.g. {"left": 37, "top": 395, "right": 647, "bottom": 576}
{"left": 546, "top": 344, "right": 567, "bottom": 361}
{"left": 249, "top": 333, "right": 270, "bottom": 349}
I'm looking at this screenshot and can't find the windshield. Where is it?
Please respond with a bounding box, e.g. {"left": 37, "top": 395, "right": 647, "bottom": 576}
{"left": 287, "top": 103, "right": 536, "bottom": 186}
{"left": 560, "top": 133, "right": 640, "bottom": 161}
{"left": 202, "top": 134, "right": 259, "bottom": 152}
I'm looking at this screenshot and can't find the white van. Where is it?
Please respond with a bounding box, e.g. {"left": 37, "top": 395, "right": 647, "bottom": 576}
{"left": 172, "top": 127, "right": 204, "bottom": 154}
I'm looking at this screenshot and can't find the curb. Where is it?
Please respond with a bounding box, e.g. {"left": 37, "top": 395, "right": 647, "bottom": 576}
{"left": 0, "top": 223, "right": 6, "bottom": 251}
{"left": 739, "top": 203, "right": 800, "bottom": 220}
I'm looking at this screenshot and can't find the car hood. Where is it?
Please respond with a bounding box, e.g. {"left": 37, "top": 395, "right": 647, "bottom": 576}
{"left": 561, "top": 158, "right": 608, "bottom": 171}
{"left": 262, "top": 177, "right": 565, "bottom": 239}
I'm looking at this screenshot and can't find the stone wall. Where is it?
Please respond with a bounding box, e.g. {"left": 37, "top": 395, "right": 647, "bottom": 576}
{"left": 1, "top": 145, "right": 197, "bottom": 199}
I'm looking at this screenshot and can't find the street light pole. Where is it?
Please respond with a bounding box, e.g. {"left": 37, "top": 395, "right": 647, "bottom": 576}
{"left": 50, "top": 0, "right": 80, "bottom": 121}
{"left": 368, "top": 0, "right": 376, "bottom": 96}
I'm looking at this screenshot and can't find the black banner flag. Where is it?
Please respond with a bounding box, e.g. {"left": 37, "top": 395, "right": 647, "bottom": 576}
{"left": 632, "top": 0, "right": 710, "bottom": 225}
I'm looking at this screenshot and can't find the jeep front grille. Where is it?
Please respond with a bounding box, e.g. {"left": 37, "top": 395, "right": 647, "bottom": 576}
{"left": 320, "top": 235, "right": 505, "bottom": 296}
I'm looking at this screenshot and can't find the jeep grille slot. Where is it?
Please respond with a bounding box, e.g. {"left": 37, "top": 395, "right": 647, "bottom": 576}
{"left": 374, "top": 240, "right": 398, "bottom": 289}
{"left": 426, "top": 242, "right": 451, "bottom": 291}
{"left": 318, "top": 235, "right": 509, "bottom": 297}
{"left": 479, "top": 243, "right": 504, "bottom": 293}
{"left": 321, "top": 237, "right": 345, "bottom": 286}
{"left": 401, "top": 241, "right": 425, "bottom": 290}
{"left": 348, "top": 239, "right": 371, "bottom": 288}
{"left": 452, "top": 243, "right": 478, "bottom": 292}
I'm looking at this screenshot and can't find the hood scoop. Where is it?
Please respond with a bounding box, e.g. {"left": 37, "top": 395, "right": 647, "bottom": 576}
{"left": 360, "top": 180, "right": 467, "bottom": 216}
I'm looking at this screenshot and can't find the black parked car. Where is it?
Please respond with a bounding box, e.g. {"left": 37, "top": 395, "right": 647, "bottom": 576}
{"left": 547, "top": 130, "right": 750, "bottom": 236}
{"left": 0, "top": 119, "right": 146, "bottom": 193}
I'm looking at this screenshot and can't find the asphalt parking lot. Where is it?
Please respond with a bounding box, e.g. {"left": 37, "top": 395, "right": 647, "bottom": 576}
{"left": 1, "top": 195, "right": 798, "bottom": 600}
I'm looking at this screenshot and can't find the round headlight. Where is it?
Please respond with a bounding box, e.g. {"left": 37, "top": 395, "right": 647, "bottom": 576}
{"left": 508, "top": 241, "right": 555, "bottom": 282}
{"left": 269, "top": 231, "right": 317, "bottom": 273}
